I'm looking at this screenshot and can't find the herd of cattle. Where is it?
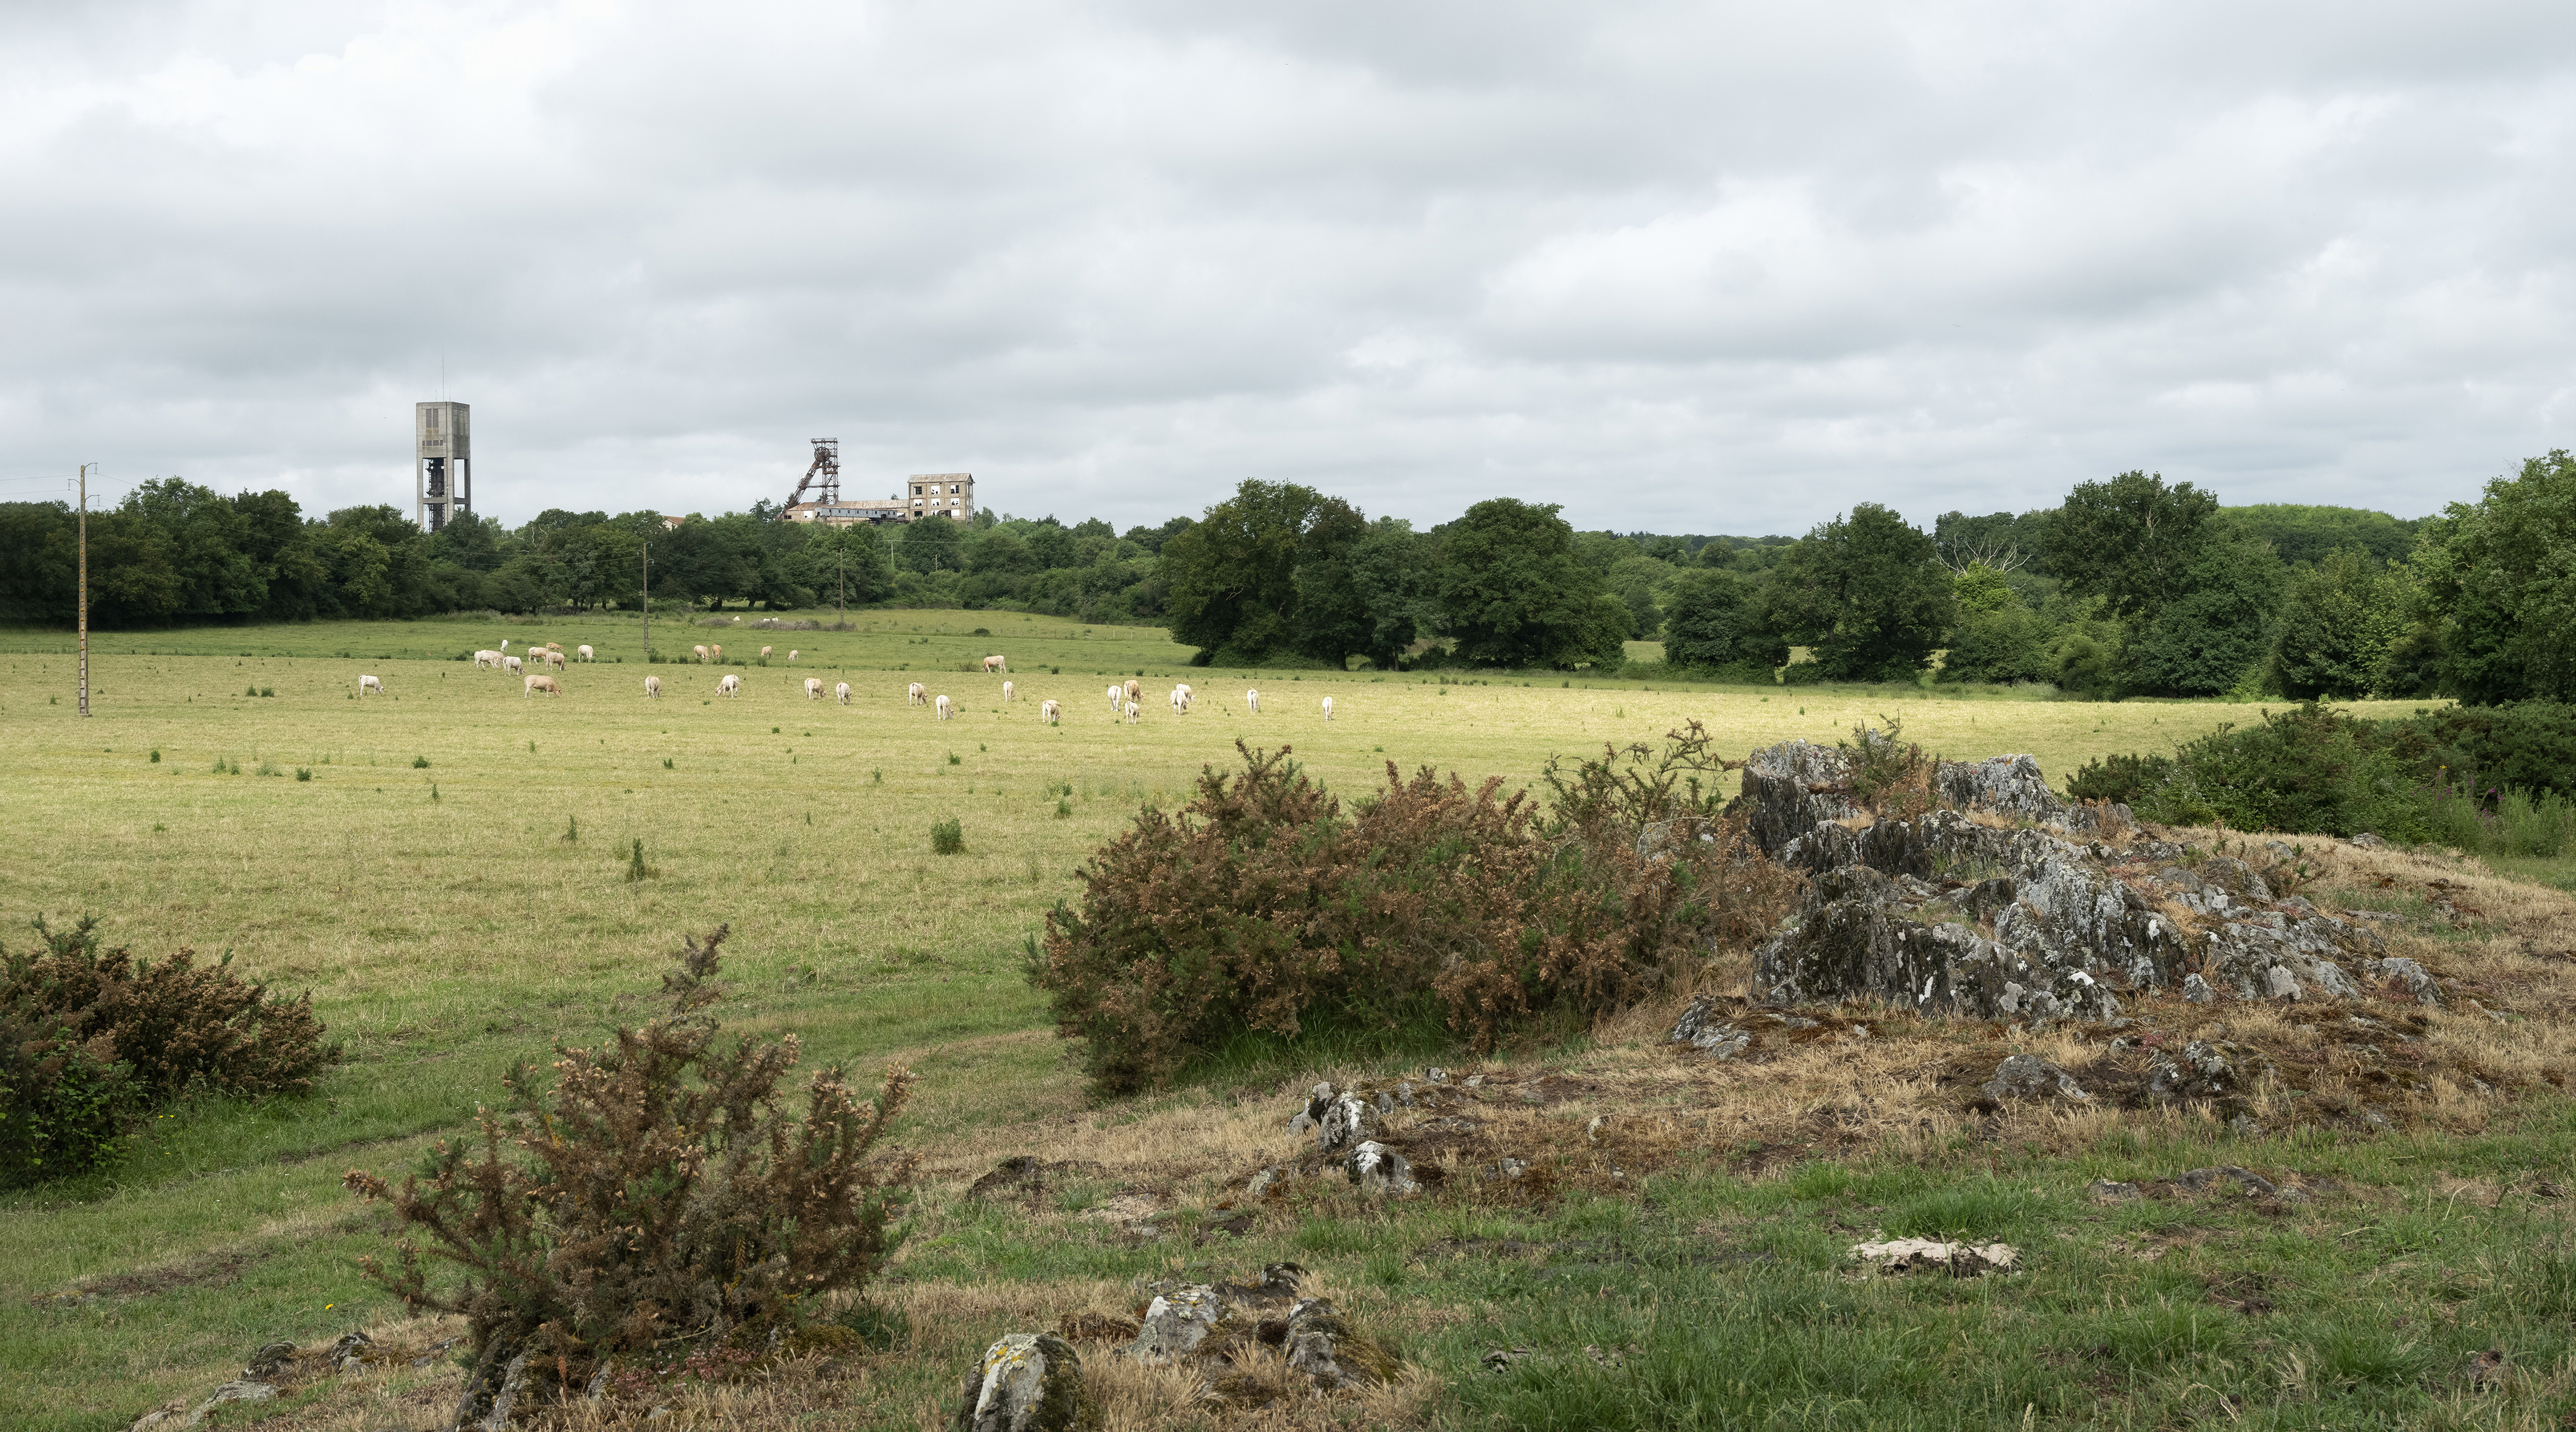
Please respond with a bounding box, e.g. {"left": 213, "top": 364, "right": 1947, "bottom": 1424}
{"left": 352, "top": 642, "right": 1341, "bottom": 723}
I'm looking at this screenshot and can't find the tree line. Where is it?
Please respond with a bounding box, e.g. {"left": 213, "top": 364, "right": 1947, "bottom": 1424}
{"left": 4, "top": 451, "right": 2569, "bottom": 705}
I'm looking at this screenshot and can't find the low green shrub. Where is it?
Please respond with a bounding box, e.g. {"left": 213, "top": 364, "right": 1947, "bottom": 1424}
{"left": 0, "top": 1011, "right": 137, "bottom": 1189}
{"left": 930, "top": 819, "right": 966, "bottom": 855}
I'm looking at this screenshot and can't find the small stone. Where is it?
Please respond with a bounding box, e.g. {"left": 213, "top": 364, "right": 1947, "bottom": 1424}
{"left": 2182, "top": 974, "right": 2215, "bottom": 1004}
{"left": 1981, "top": 1054, "right": 2089, "bottom": 1103}
{"left": 1286, "top": 1111, "right": 1314, "bottom": 1136}
{"left": 956, "top": 1332, "right": 1092, "bottom": 1432}
{"left": 1493, "top": 1157, "right": 1529, "bottom": 1179}
{"left": 1424, "top": 1066, "right": 1448, "bottom": 1083}
{"left": 1585, "top": 1115, "right": 1608, "bottom": 1142}
{"left": 1123, "top": 1286, "right": 1223, "bottom": 1363}
{"left": 2348, "top": 832, "right": 2387, "bottom": 849}
{"left": 244, "top": 1342, "right": 298, "bottom": 1375}
{"left": 1849, "top": 1238, "right": 2021, "bottom": 1276}
{"left": 2086, "top": 1180, "right": 2143, "bottom": 1203}
{"left": 2263, "top": 966, "right": 2303, "bottom": 1001}
{"left": 1283, "top": 1298, "right": 1399, "bottom": 1391}
{"left": 181, "top": 1383, "right": 274, "bottom": 1429}
{"left": 2175, "top": 1165, "right": 2277, "bottom": 1197}
{"left": 1463, "top": 1075, "right": 1484, "bottom": 1088}
{"left": 1245, "top": 1166, "right": 1285, "bottom": 1199}
{"left": 1348, "top": 1141, "right": 1418, "bottom": 1195}
{"left": 1315, "top": 1093, "right": 1377, "bottom": 1154}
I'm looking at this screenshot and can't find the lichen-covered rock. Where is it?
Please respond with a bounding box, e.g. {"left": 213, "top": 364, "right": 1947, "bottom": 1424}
{"left": 1123, "top": 1285, "right": 1225, "bottom": 1364}
{"left": 2365, "top": 956, "right": 2442, "bottom": 1006}
{"left": 1668, "top": 994, "right": 1751, "bottom": 1058}
{"left": 1982, "top": 1055, "right": 2089, "bottom": 1102}
{"left": 1738, "top": 742, "right": 2387, "bottom": 1021}
{"left": 1848, "top": 1239, "right": 2021, "bottom": 1276}
{"left": 1314, "top": 1092, "right": 1378, "bottom": 1154}
{"left": 1283, "top": 1298, "right": 1399, "bottom": 1391}
{"left": 1347, "top": 1141, "right": 1417, "bottom": 1195}
{"left": 955, "top": 1333, "right": 1094, "bottom": 1432}
{"left": 2148, "top": 1039, "right": 2266, "bottom": 1102}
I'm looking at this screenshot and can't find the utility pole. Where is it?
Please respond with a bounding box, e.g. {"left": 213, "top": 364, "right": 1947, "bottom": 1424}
{"left": 76, "top": 463, "right": 91, "bottom": 718}
{"left": 640, "top": 541, "right": 651, "bottom": 662}
{"left": 837, "top": 546, "right": 846, "bottom": 627}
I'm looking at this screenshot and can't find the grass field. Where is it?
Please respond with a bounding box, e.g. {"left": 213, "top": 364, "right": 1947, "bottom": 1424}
{"left": 0, "top": 609, "right": 2547, "bottom": 1431}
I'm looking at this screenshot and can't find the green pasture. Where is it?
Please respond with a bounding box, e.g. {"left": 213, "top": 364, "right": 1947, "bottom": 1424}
{"left": 0, "top": 611, "right": 2473, "bottom": 1428}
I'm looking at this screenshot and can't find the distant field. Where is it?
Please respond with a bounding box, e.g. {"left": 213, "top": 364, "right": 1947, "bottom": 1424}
{"left": 0, "top": 611, "right": 2451, "bottom": 1426}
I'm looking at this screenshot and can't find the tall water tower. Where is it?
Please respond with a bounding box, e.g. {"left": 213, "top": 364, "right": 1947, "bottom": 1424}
{"left": 415, "top": 401, "right": 471, "bottom": 532}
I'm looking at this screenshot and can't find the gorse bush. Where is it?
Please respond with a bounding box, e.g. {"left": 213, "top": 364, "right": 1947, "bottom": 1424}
{"left": 3, "top": 914, "right": 339, "bottom": 1103}
{"left": 0, "top": 915, "right": 338, "bottom": 1186}
{"left": 1030, "top": 727, "right": 1799, "bottom": 1094}
{"left": 345, "top": 926, "right": 915, "bottom": 1407}
{"left": 930, "top": 819, "right": 966, "bottom": 855}
{"left": 0, "top": 1010, "right": 136, "bottom": 1188}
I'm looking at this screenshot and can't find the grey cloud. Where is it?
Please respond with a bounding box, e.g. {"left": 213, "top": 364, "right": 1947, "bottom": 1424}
{"left": 1, "top": 0, "right": 2570, "bottom": 536}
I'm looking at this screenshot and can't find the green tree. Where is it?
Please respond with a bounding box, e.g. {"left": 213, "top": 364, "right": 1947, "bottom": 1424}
{"left": 1433, "top": 499, "right": 1627, "bottom": 669}
{"left": 2052, "top": 471, "right": 2219, "bottom": 624}
{"left": 1936, "top": 606, "right": 2056, "bottom": 685}
{"left": 1282, "top": 500, "right": 1375, "bottom": 666}
{"left": 1659, "top": 568, "right": 1786, "bottom": 674}
{"left": 2415, "top": 449, "right": 2576, "bottom": 704}
{"left": 1159, "top": 480, "right": 1347, "bottom": 661}
{"left": 894, "top": 516, "right": 966, "bottom": 575}
{"left": 1765, "top": 504, "right": 1956, "bottom": 681}
{"left": 1951, "top": 561, "right": 2018, "bottom": 615}
{"left": 2120, "top": 532, "right": 2286, "bottom": 696}
{"left": 2268, "top": 547, "right": 2406, "bottom": 699}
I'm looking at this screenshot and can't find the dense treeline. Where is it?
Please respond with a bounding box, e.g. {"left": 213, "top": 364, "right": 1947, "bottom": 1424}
{"left": 8, "top": 452, "right": 2572, "bottom": 708}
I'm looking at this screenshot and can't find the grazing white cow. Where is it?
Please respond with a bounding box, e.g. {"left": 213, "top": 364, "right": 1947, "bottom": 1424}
{"left": 1169, "top": 686, "right": 1187, "bottom": 716}
{"left": 1040, "top": 698, "right": 1060, "bottom": 725}
{"left": 577, "top": 644, "right": 594, "bottom": 663}
{"left": 788, "top": 649, "right": 798, "bottom": 662}
{"left": 503, "top": 655, "right": 524, "bottom": 675}
{"left": 1320, "top": 696, "right": 1334, "bottom": 721}
{"left": 473, "top": 649, "right": 501, "bottom": 669}
{"left": 1246, "top": 689, "right": 1260, "bottom": 714}
{"left": 909, "top": 681, "right": 927, "bottom": 706}
{"left": 804, "top": 677, "right": 824, "bottom": 700}
{"left": 693, "top": 644, "right": 710, "bottom": 663}
{"left": 525, "top": 673, "right": 561, "bottom": 698}
{"left": 718, "top": 673, "right": 742, "bottom": 697}
{"left": 1124, "top": 700, "right": 1141, "bottom": 724}
{"left": 1107, "top": 684, "right": 1124, "bottom": 712}
{"left": 358, "top": 674, "right": 383, "bottom": 696}
{"left": 1002, "top": 680, "right": 1015, "bottom": 703}
{"left": 1124, "top": 678, "right": 1142, "bottom": 708}
{"left": 761, "top": 645, "right": 773, "bottom": 659}
{"left": 935, "top": 694, "right": 953, "bottom": 720}
{"left": 835, "top": 681, "right": 850, "bottom": 705}
{"left": 499, "top": 640, "right": 512, "bottom": 653}
{"left": 644, "top": 675, "right": 662, "bottom": 698}
{"left": 710, "top": 643, "right": 723, "bottom": 663}
{"left": 543, "top": 649, "right": 567, "bottom": 671}
{"left": 983, "top": 654, "right": 1006, "bottom": 675}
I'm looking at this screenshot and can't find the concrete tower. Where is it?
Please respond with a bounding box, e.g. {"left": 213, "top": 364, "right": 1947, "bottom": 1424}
{"left": 415, "top": 401, "right": 471, "bottom": 532}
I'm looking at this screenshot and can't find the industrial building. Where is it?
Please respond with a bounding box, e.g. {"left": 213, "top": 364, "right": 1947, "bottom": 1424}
{"left": 779, "top": 439, "right": 974, "bottom": 525}
{"left": 414, "top": 401, "right": 471, "bottom": 532}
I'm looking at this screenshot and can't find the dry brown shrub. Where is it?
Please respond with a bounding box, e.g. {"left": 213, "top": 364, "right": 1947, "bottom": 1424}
{"left": 1031, "top": 728, "right": 1801, "bottom": 1094}
{"left": 344, "top": 926, "right": 915, "bottom": 1399}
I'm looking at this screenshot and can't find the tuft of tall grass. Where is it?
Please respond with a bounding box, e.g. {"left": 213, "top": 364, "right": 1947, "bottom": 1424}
{"left": 2425, "top": 781, "right": 2576, "bottom": 859}
{"left": 931, "top": 818, "right": 966, "bottom": 855}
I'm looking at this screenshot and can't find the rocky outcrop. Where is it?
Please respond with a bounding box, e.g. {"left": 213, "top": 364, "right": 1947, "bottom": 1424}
{"left": 954, "top": 1333, "right": 1094, "bottom": 1432}
{"left": 1736, "top": 741, "right": 2390, "bottom": 1020}
{"left": 1982, "top": 1055, "right": 2088, "bottom": 1102}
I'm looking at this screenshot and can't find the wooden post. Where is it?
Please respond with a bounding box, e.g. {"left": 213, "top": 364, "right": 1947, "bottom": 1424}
{"left": 640, "top": 541, "right": 651, "bottom": 663}
{"left": 76, "top": 463, "right": 90, "bottom": 718}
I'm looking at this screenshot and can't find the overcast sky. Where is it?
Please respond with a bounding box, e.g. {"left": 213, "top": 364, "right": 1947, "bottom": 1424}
{"left": 3, "top": 1, "right": 2570, "bottom": 536}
